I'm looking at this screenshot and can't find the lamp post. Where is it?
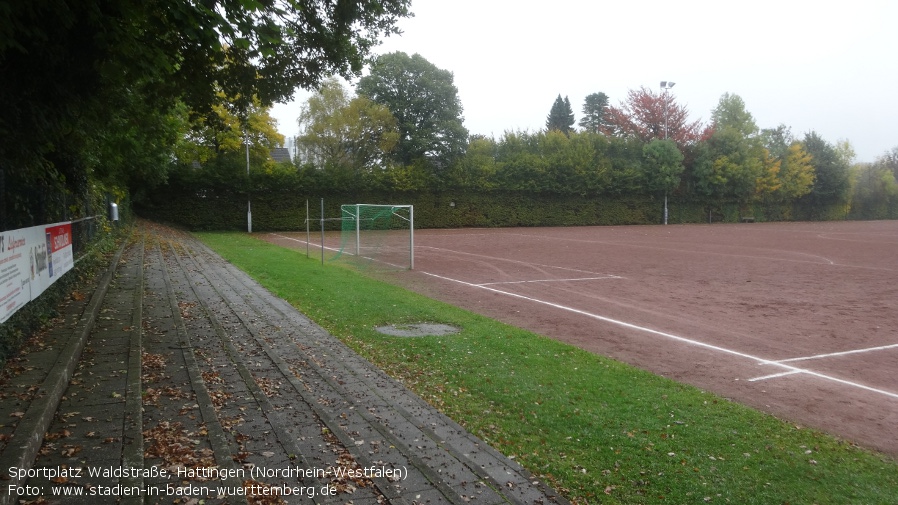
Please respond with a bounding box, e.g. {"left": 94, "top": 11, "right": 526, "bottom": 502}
{"left": 660, "top": 81, "right": 676, "bottom": 225}
{"left": 660, "top": 81, "right": 675, "bottom": 139}
{"left": 246, "top": 131, "right": 252, "bottom": 233}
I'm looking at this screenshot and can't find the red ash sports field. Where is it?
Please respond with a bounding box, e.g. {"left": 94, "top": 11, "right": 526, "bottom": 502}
{"left": 264, "top": 220, "right": 898, "bottom": 456}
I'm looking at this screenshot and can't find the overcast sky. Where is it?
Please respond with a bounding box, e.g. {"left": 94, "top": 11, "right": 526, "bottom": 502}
{"left": 271, "top": 0, "right": 898, "bottom": 163}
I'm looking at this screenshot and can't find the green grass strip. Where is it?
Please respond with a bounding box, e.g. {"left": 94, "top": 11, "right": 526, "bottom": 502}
{"left": 198, "top": 232, "right": 897, "bottom": 505}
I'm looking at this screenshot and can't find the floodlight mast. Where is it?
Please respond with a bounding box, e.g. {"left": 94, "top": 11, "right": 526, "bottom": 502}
{"left": 660, "top": 81, "right": 676, "bottom": 225}
{"left": 660, "top": 81, "right": 676, "bottom": 139}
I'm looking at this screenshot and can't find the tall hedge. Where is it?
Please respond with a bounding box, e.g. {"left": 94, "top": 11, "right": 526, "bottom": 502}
{"left": 139, "top": 186, "right": 827, "bottom": 231}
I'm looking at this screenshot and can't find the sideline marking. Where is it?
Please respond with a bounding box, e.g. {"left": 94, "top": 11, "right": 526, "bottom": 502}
{"left": 478, "top": 276, "right": 621, "bottom": 286}
{"left": 419, "top": 245, "right": 616, "bottom": 278}
{"left": 269, "top": 233, "right": 341, "bottom": 252}
{"left": 773, "top": 343, "right": 898, "bottom": 364}
{"left": 421, "top": 271, "right": 898, "bottom": 401}
{"left": 508, "top": 232, "right": 841, "bottom": 267}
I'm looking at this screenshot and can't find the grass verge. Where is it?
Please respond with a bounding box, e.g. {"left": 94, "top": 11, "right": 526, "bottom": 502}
{"left": 198, "top": 232, "right": 897, "bottom": 505}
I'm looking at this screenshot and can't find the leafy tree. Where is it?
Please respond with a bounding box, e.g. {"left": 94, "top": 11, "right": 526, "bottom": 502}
{"left": 801, "top": 132, "right": 852, "bottom": 212}
{"left": 1, "top": 0, "right": 410, "bottom": 228}
{"left": 296, "top": 78, "right": 399, "bottom": 179}
{"left": 761, "top": 124, "right": 794, "bottom": 160}
{"left": 579, "top": 92, "right": 610, "bottom": 133}
{"left": 643, "top": 139, "right": 685, "bottom": 223}
{"left": 494, "top": 131, "right": 548, "bottom": 192}
{"left": 449, "top": 136, "right": 499, "bottom": 190}
{"left": 758, "top": 125, "right": 815, "bottom": 205}
{"left": 541, "top": 130, "right": 594, "bottom": 192}
{"left": 177, "top": 93, "right": 284, "bottom": 166}
{"left": 850, "top": 147, "right": 898, "bottom": 219}
{"left": 834, "top": 139, "right": 857, "bottom": 168}
{"left": 604, "top": 86, "right": 706, "bottom": 147}
{"left": 90, "top": 95, "right": 190, "bottom": 201}
{"left": 777, "top": 143, "right": 816, "bottom": 200}
{"left": 642, "top": 139, "right": 685, "bottom": 195}
{"left": 693, "top": 131, "right": 763, "bottom": 205}
{"left": 711, "top": 93, "right": 758, "bottom": 137}
{"left": 754, "top": 149, "right": 783, "bottom": 200}
{"left": 357, "top": 52, "right": 468, "bottom": 172}
{"left": 173, "top": 93, "right": 286, "bottom": 190}
{"left": 546, "top": 95, "right": 576, "bottom": 135}
{"left": 693, "top": 94, "right": 766, "bottom": 206}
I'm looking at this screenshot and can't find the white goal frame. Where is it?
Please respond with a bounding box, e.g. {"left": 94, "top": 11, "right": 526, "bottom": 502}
{"left": 341, "top": 204, "right": 414, "bottom": 270}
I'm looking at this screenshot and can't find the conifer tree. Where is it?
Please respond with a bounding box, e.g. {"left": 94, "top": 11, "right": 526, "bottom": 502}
{"left": 546, "top": 94, "right": 575, "bottom": 135}
{"left": 579, "top": 92, "right": 609, "bottom": 132}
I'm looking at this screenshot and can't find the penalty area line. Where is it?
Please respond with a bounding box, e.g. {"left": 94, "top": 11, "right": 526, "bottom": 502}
{"left": 421, "top": 271, "right": 898, "bottom": 401}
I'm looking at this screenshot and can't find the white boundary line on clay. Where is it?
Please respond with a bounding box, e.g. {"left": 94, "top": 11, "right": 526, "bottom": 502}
{"left": 420, "top": 270, "right": 898, "bottom": 401}
{"left": 270, "top": 233, "right": 341, "bottom": 252}
{"left": 770, "top": 343, "right": 898, "bottom": 364}
{"left": 418, "top": 245, "right": 617, "bottom": 278}
{"left": 478, "top": 276, "right": 621, "bottom": 286}
{"left": 271, "top": 232, "right": 897, "bottom": 401}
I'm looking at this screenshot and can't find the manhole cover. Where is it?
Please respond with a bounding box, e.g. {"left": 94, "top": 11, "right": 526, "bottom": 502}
{"left": 374, "top": 323, "right": 461, "bottom": 337}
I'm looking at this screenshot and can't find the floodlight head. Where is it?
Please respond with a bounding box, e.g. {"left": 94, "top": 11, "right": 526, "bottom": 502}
{"left": 660, "top": 81, "right": 667, "bottom": 88}
{"left": 669, "top": 82, "right": 676, "bottom": 88}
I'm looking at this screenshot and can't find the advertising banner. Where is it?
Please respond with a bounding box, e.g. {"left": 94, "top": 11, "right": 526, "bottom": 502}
{"left": 0, "top": 222, "right": 74, "bottom": 324}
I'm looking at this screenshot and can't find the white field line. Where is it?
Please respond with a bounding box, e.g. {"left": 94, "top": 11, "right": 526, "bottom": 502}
{"left": 478, "top": 276, "right": 621, "bottom": 286}
{"left": 508, "top": 232, "right": 842, "bottom": 267}
{"left": 269, "top": 233, "right": 409, "bottom": 270}
{"left": 270, "top": 233, "right": 341, "bottom": 252}
{"left": 772, "top": 343, "right": 898, "bottom": 364}
{"left": 421, "top": 270, "right": 898, "bottom": 401}
{"left": 418, "top": 245, "right": 618, "bottom": 278}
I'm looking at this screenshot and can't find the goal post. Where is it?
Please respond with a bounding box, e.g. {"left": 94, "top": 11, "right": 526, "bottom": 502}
{"left": 339, "top": 204, "right": 414, "bottom": 270}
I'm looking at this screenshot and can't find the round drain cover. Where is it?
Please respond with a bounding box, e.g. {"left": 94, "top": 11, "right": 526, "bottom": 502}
{"left": 374, "top": 323, "right": 460, "bottom": 337}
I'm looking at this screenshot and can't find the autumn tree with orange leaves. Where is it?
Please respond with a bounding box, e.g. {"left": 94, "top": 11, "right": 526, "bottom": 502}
{"left": 602, "top": 86, "right": 709, "bottom": 148}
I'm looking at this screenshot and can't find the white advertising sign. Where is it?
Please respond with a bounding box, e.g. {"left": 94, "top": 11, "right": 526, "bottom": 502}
{"left": 0, "top": 222, "right": 74, "bottom": 324}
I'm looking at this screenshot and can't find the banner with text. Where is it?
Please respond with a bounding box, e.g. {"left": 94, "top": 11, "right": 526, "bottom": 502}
{"left": 1, "top": 222, "right": 74, "bottom": 324}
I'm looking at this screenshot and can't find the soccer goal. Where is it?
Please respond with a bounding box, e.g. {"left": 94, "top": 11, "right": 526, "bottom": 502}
{"left": 339, "top": 204, "right": 414, "bottom": 270}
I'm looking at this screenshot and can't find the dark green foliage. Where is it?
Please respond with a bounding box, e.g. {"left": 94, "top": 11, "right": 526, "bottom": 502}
{"left": 546, "top": 94, "right": 576, "bottom": 135}
{"left": 579, "top": 92, "right": 610, "bottom": 133}
{"left": 800, "top": 132, "right": 852, "bottom": 218}
{"left": 357, "top": 52, "right": 468, "bottom": 172}
{"left": 138, "top": 185, "right": 704, "bottom": 231}
{"left": 848, "top": 149, "right": 898, "bottom": 220}
{"left": 141, "top": 124, "right": 859, "bottom": 231}
{"left": 642, "top": 139, "right": 685, "bottom": 193}
{"left": 1, "top": 0, "right": 411, "bottom": 231}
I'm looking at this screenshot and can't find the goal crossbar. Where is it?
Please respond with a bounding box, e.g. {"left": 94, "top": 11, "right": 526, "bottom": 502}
{"left": 340, "top": 204, "right": 414, "bottom": 270}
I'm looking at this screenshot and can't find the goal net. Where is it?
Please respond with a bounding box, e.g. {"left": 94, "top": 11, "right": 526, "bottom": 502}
{"left": 338, "top": 204, "right": 414, "bottom": 270}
